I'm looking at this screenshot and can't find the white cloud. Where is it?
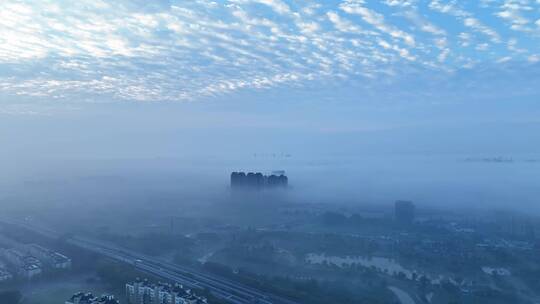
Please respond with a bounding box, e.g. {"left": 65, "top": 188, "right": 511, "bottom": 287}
{"left": 507, "top": 38, "right": 528, "bottom": 53}
{"left": 377, "top": 39, "right": 416, "bottom": 61}
{"left": 458, "top": 32, "right": 472, "bottom": 47}
{"left": 327, "top": 11, "right": 365, "bottom": 34}
{"left": 0, "top": 0, "right": 538, "bottom": 103}
{"left": 340, "top": 1, "right": 416, "bottom": 46}
{"left": 229, "top": 0, "right": 291, "bottom": 15}
{"left": 384, "top": 0, "right": 415, "bottom": 7}
{"left": 464, "top": 17, "right": 501, "bottom": 42}
{"left": 528, "top": 54, "right": 540, "bottom": 62}
{"left": 438, "top": 48, "right": 450, "bottom": 62}
{"left": 496, "top": 56, "right": 512, "bottom": 63}
{"left": 400, "top": 10, "right": 446, "bottom": 36}
{"left": 496, "top": 0, "right": 534, "bottom": 32}
{"left": 429, "top": 0, "right": 501, "bottom": 43}
{"left": 476, "top": 43, "right": 490, "bottom": 51}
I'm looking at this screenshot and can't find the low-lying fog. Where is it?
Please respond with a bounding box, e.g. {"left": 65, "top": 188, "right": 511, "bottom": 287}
{"left": 1, "top": 154, "right": 538, "bottom": 215}
{"left": 1, "top": 101, "right": 539, "bottom": 215}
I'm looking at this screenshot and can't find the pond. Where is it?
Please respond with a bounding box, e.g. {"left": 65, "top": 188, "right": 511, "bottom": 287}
{"left": 306, "top": 253, "right": 415, "bottom": 279}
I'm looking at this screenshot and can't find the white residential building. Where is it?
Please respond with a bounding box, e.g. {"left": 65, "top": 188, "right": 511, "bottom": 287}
{"left": 0, "top": 248, "right": 42, "bottom": 279}
{"left": 126, "top": 279, "right": 207, "bottom": 304}
{"left": 21, "top": 244, "right": 71, "bottom": 269}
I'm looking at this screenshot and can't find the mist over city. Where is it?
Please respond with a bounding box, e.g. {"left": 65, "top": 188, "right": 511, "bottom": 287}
{"left": 1, "top": 1, "right": 540, "bottom": 304}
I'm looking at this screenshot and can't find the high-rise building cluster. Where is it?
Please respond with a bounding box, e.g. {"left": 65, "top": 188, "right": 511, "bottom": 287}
{"left": 126, "top": 279, "right": 208, "bottom": 304}
{"left": 230, "top": 171, "right": 288, "bottom": 190}
{"left": 65, "top": 292, "right": 119, "bottom": 304}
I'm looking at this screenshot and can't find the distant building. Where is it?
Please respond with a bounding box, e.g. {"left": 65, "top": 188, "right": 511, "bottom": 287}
{"left": 0, "top": 265, "right": 12, "bottom": 282}
{"left": 126, "top": 279, "right": 207, "bottom": 304}
{"left": 230, "top": 172, "right": 247, "bottom": 188}
{"left": 0, "top": 248, "right": 42, "bottom": 279}
{"left": 230, "top": 171, "right": 288, "bottom": 190}
{"left": 21, "top": 244, "right": 71, "bottom": 269}
{"left": 66, "top": 292, "right": 119, "bottom": 304}
{"left": 395, "top": 200, "right": 415, "bottom": 225}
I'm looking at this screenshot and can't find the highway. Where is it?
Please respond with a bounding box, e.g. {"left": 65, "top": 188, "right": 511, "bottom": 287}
{"left": 0, "top": 218, "right": 300, "bottom": 304}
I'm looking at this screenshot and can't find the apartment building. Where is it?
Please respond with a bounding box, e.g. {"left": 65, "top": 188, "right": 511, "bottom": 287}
{"left": 126, "top": 279, "right": 207, "bottom": 304}
{"left": 0, "top": 248, "right": 42, "bottom": 279}
{"left": 21, "top": 244, "right": 71, "bottom": 269}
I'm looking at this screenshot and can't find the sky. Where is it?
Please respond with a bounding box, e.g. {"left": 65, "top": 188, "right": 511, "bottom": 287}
{"left": 0, "top": 0, "right": 539, "bottom": 159}
{"left": 1, "top": 0, "right": 540, "bottom": 102}
{"left": 0, "top": 0, "right": 540, "bottom": 212}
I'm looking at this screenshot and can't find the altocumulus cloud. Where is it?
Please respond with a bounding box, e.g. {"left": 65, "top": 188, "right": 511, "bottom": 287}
{"left": 0, "top": 0, "right": 539, "bottom": 103}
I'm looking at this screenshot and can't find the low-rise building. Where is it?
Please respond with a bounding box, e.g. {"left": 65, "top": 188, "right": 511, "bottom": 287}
{"left": 126, "top": 279, "right": 207, "bottom": 304}
{"left": 0, "top": 266, "right": 13, "bottom": 282}
{"left": 2, "top": 248, "right": 27, "bottom": 267}
{"left": 21, "top": 263, "right": 41, "bottom": 279}
{"left": 0, "top": 248, "right": 42, "bottom": 279}
{"left": 21, "top": 244, "right": 71, "bottom": 269}
{"left": 66, "top": 292, "right": 119, "bottom": 304}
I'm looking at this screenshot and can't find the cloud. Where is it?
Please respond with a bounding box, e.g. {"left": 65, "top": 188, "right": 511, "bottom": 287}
{"left": 529, "top": 54, "right": 540, "bottom": 62}
{"left": 327, "top": 11, "right": 368, "bottom": 34}
{"left": 384, "top": 0, "right": 416, "bottom": 8}
{"left": 229, "top": 0, "right": 291, "bottom": 15}
{"left": 401, "top": 10, "right": 446, "bottom": 36}
{"left": 464, "top": 17, "right": 501, "bottom": 42}
{"left": 495, "top": 0, "right": 538, "bottom": 33}
{"left": 429, "top": 0, "right": 501, "bottom": 43}
{"left": 255, "top": 0, "right": 291, "bottom": 15}
{"left": 377, "top": 39, "right": 416, "bottom": 61}
{"left": 0, "top": 0, "right": 538, "bottom": 103}
{"left": 340, "top": 1, "right": 416, "bottom": 46}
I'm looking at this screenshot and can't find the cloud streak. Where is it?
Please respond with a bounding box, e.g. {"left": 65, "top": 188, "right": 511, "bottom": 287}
{"left": 0, "top": 0, "right": 538, "bottom": 103}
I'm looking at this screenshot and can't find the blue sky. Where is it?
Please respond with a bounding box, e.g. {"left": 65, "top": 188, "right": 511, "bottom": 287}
{"left": 0, "top": 0, "right": 539, "bottom": 159}
{"left": 0, "top": 0, "right": 539, "bottom": 105}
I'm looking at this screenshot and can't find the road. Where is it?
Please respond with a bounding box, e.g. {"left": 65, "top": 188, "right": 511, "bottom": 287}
{"left": 388, "top": 286, "right": 416, "bottom": 304}
{"left": 0, "top": 218, "right": 300, "bottom": 304}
